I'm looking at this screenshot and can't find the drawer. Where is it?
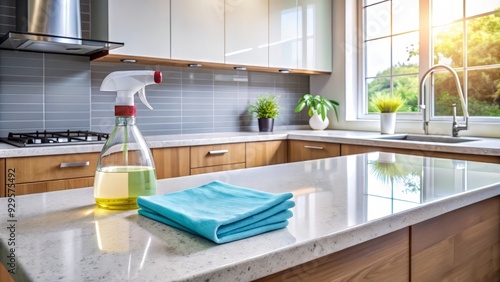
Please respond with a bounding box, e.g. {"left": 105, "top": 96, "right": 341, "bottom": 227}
{"left": 6, "top": 153, "right": 100, "bottom": 183}
{"left": 190, "top": 143, "right": 246, "bottom": 168}
{"left": 288, "top": 140, "right": 341, "bottom": 162}
{"left": 190, "top": 163, "right": 246, "bottom": 175}
{"left": 13, "top": 177, "right": 95, "bottom": 196}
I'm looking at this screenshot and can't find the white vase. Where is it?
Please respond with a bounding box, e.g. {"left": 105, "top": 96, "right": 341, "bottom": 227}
{"left": 380, "top": 112, "right": 396, "bottom": 134}
{"left": 309, "top": 110, "right": 329, "bottom": 130}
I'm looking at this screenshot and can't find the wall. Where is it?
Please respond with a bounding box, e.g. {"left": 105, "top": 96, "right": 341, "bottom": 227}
{"left": 0, "top": 49, "right": 309, "bottom": 137}
{"left": 0, "top": 0, "right": 309, "bottom": 137}
{"left": 91, "top": 63, "right": 309, "bottom": 135}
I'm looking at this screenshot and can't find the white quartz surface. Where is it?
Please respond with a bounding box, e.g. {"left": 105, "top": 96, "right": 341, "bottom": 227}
{"left": 0, "top": 130, "right": 499, "bottom": 158}
{"left": 1, "top": 152, "right": 499, "bottom": 281}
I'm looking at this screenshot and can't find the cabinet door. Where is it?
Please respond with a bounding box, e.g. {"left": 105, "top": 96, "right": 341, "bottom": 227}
{"left": 152, "top": 147, "right": 190, "bottom": 179}
{"left": 225, "top": 0, "right": 268, "bottom": 67}
{"left": 297, "top": 0, "right": 332, "bottom": 71}
{"left": 108, "top": 0, "right": 170, "bottom": 58}
{"left": 246, "top": 141, "right": 287, "bottom": 168}
{"left": 6, "top": 153, "right": 99, "bottom": 183}
{"left": 411, "top": 197, "right": 500, "bottom": 281}
{"left": 269, "top": 0, "right": 298, "bottom": 69}
{"left": 171, "top": 0, "right": 225, "bottom": 63}
{"left": 288, "top": 140, "right": 340, "bottom": 162}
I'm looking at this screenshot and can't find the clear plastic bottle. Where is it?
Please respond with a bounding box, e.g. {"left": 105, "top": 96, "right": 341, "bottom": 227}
{"left": 94, "top": 114, "right": 157, "bottom": 210}
{"left": 93, "top": 70, "right": 161, "bottom": 210}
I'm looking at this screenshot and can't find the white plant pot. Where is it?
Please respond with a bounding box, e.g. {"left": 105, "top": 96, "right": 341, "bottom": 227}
{"left": 380, "top": 112, "right": 396, "bottom": 134}
{"left": 309, "top": 110, "right": 329, "bottom": 130}
{"left": 377, "top": 152, "right": 396, "bottom": 163}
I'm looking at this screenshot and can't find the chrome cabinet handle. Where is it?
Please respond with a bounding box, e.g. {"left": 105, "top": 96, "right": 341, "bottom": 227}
{"left": 60, "top": 161, "right": 90, "bottom": 168}
{"left": 304, "top": 145, "right": 324, "bottom": 150}
{"left": 209, "top": 149, "right": 229, "bottom": 155}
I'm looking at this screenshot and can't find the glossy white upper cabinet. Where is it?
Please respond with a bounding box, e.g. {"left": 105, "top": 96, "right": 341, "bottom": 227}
{"left": 92, "top": 0, "right": 170, "bottom": 58}
{"left": 269, "top": 0, "right": 298, "bottom": 69}
{"left": 171, "top": 0, "right": 225, "bottom": 63}
{"left": 297, "top": 0, "right": 332, "bottom": 71}
{"left": 225, "top": 0, "right": 269, "bottom": 67}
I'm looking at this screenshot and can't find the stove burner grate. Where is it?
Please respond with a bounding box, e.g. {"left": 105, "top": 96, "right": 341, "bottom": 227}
{"left": 1, "top": 130, "right": 109, "bottom": 147}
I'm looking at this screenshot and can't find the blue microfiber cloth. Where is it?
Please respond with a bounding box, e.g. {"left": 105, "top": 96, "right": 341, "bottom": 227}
{"left": 137, "top": 180, "right": 295, "bottom": 244}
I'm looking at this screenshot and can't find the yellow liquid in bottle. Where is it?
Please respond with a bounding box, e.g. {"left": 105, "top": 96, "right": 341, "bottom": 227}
{"left": 94, "top": 166, "right": 156, "bottom": 210}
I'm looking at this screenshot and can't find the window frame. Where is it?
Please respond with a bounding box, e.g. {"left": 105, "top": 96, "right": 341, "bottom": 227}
{"left": 357, "top": 0, "right": 500, "bottom": 123}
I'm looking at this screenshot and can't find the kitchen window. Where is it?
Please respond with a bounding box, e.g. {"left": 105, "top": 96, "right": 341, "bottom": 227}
{"left": 359, "top": 0, "right": 500, "bottom": 121}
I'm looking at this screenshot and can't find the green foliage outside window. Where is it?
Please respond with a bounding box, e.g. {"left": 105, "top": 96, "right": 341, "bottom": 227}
{"left": 367, "top": 8, "right": 500, "bottom": 117}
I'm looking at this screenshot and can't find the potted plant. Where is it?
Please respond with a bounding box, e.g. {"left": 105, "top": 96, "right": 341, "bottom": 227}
{"left": 248, "top": 94, "right": 280, "bottom": 132}
{"left": 370, "top": 93, "right": 405, "bottom": 134}
{"left": 294, "top": 94, "right": 339, "bottom": 130}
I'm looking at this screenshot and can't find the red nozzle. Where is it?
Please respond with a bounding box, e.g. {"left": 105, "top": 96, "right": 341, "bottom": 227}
{"left": 154, "top": 71, "right": 162, "bottom": 84}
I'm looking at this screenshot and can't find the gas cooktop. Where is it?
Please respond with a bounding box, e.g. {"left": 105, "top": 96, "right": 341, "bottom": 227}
{"left": 0, "top": 130, "right": 109, "bottom": 147}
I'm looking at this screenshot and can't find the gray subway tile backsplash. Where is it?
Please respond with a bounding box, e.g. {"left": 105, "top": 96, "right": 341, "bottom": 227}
{"left": 0, "top": 49, "right": 309, "bottom": 137}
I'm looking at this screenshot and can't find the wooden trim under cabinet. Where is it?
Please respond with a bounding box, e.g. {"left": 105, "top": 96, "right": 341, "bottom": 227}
{"left": 93, "top": 54, "right": 331, "bottom": 75}
{"left": 191, "top": 163, "right": 246, "bottom": 175}
{"left": 152, "top": 147, "right": 190, "bottom": 179}
{"left": 190, "top": 143, "right": 246, "bottom": 168}
{"left": 246, "top": 141, "right": 287, "bottom": 168}
{"left": 6, "top": 153, "right": 99, "bottom": 183}
{"left": 288, "top": 140, "right": 341, "bottom": 163}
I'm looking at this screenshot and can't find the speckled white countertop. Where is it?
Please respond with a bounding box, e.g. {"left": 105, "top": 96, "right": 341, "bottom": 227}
{"left": 1, "top": 152, "right": 499, "bottom": 281}
{"left": 1, "top": 129, "right": 500, "bottom": 158}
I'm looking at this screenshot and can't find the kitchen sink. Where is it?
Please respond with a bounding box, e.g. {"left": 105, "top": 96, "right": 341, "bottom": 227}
{"left": 371, "top": 134, "right": 480, "bottom": 144}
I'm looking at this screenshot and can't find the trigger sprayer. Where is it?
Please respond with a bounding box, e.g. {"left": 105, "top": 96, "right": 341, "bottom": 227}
{"left": 94, "top": 70, "right": 162, "bottom": 210}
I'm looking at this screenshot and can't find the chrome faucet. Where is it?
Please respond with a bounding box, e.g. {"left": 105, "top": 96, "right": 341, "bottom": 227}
{"left": 418, "top": 64, "right": 469, "bottom": 136}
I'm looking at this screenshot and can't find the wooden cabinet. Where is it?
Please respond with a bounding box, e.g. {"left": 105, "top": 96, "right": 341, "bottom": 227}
{"left": 260, "top": 196, "right": 500, "bottom": 281}
{"left": 91, "top": 0, "right": 170, "bottom": 58}
{"left": 288, "top": 140, "right": 341, "bottom": 162}
{"left": 190, "top": 143, "right": 246, "bottom": 175}
{"left": 340, "top": 144, "right": 500, "bottom": 164}
{"left": 225, "top": 0, "right": 269, "bottom": 67}
{"left": 0, "top": 263, "right": 13, "bottom": 282}
{"left": 258, "top": 228, "right": 410, "bottom": 281}
{"left": 0, "top": 159, "right": 4, "bottom": 198}
{"left": 411, "top": 196, "right": 500, "bottom": 281}
{"left": 269, "top": 0, "right": 332, "bottom": 71}
{"left": 269, "top": 0, "right": 298, "bottom": 69}
{"left": 5, "top": 153, "right": 99, "bottom": 196}
{"left": 152, "top": 147, "right": 190, "bottom": 179}
{"left": 171, "top": 0, "right": 224, "bottom": 63}
{"left": 246, "top": 141, "right": 287, "bottom": 168}
{"left": 297, "top": 0, "right": 332, "bottom": 71}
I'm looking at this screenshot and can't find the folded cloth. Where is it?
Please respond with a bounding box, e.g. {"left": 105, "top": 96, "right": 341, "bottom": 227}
{"left": 137, "top": 180, "right": 295, "bottom": 244}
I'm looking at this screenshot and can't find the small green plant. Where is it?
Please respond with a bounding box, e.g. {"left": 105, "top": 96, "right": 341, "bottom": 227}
{"left": 370, "top": 93, "right": 405, "bottom": 113}
{"left": 294, "top": 94, "right": 339, "bottom": 121}
{"left": 248, "top": 95, "right": 280, "bottom": 119}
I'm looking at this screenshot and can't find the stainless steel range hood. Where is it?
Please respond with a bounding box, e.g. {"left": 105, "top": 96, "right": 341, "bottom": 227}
{"left": 0, "top": 0, "right": 123, "bottom": 56}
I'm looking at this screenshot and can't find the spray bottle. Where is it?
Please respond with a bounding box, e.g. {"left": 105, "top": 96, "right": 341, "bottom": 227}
{"left": 94, "top": 70, "right": 162, "bottom": 210}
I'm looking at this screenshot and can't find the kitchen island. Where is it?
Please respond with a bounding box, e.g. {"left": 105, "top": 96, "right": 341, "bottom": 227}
{"left": 1, "top": 152, "right": 499, "bottom": 281}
